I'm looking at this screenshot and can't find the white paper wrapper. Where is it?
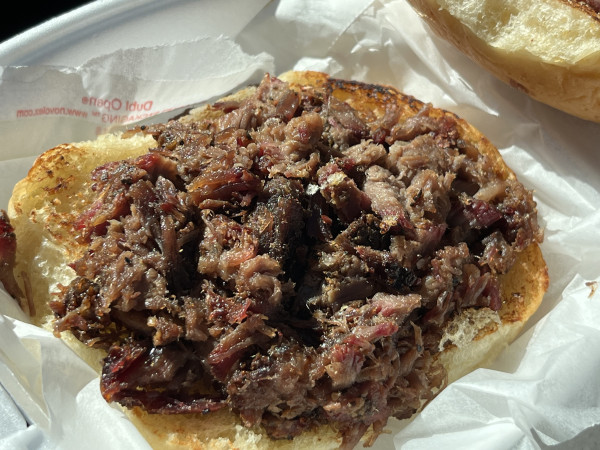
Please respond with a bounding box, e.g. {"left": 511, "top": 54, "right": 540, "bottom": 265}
{"left": 1, "top": 1, "right": 599, "bottom": 448}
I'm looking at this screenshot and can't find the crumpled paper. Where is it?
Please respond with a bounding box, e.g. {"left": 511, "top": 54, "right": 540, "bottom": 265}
{"left": 1, "top": 0, "right": 599, "bottom": 448}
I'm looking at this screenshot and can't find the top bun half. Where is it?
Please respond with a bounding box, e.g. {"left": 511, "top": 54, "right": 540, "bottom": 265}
{"left": 407, "top": 0, "right": 600, "bottom": 123}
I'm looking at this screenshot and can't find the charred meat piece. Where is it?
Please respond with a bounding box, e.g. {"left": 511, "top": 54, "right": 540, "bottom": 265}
{"left": 0, "top": 210, "right": 24, "bottom": 302}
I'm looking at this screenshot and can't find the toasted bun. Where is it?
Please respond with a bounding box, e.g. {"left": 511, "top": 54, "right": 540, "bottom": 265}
{"left": 407, "top": 0, "right": 600, "bottom": 123}
{"left": 6, "top": 71, "right": 548, "bottom": 449}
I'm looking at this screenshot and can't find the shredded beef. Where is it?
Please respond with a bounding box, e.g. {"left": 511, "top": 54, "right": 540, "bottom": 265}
{"left": 0, "top": 210, "right": 24, "bottom": 302}
{"left": 51, "top": 74, "right": 542, "bottom": 448}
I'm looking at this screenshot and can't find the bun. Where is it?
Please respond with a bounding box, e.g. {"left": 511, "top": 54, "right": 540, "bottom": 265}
{"left": 407, "top": 0, "right": 600, "bottom": 123}
{"left": 5, "top": 71, "right": 548, "bottom": 448}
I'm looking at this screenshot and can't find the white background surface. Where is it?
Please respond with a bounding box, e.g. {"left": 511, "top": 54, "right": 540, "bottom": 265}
{"left": 0, "top": 1, "right": 599, "bottom": 449}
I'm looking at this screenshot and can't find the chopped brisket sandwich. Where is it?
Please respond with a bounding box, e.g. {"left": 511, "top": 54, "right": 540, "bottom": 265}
{"left": 1, "top": 71, "right": 548, "bottom": 449}
{"left": 407, "top": 0, "right": 600, "bottom": 123}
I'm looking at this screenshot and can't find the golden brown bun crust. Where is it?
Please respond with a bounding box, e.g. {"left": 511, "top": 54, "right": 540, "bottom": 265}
{"left": 7, "top": 70, "right": 548, "bottom": 449}
{"left": 407, "top": 0, "right": 600, "bottom": 123}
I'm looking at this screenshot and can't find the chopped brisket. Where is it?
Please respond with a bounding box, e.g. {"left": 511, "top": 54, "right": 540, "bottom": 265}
{"left": 0, "top": 210, "right": 24, "bottom": 302}
{"left": 50, "top": 74, "right": 542, "bottom": 448}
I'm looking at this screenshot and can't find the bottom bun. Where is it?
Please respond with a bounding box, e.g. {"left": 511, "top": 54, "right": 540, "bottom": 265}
{"left": 6, "top": 71, "right": 547, "bottom": 448}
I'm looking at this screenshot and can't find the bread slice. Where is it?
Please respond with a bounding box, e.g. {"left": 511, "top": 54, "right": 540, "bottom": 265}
{"left": 5, "top": 71, "right": 548, "bottom": 449}
{"left": 406, "top": 0, "right": 600, "bottom": 123}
